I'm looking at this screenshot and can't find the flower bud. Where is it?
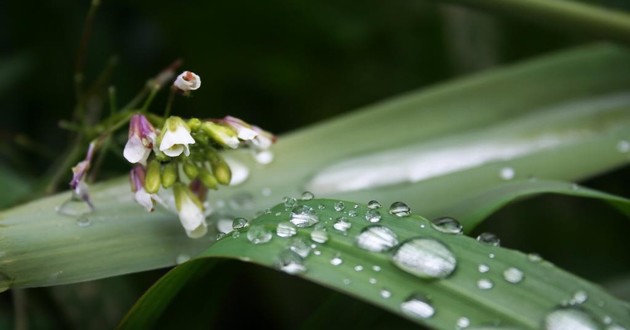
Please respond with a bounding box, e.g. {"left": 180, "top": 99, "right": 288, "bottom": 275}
{"left": 161, "top": 162, "right": 178, "bottom": 188}
{"left": 144, "top": 159, "right": 162, "bottom": 194}
{"left": 198, "top": 168, "right": 218, "bottom": 190}
{"left": 173, "top": 183, "right": 207, "bottom": 238}
{"left": 207, "top": 151, "right": 231, "bottom": 185}
{"left": 183, "top": 160, "right": 199, "bottom": 180}
{"left": 201, "top": 121, "right": 239, "bottom": 149}
{"left": 173, "top": 71, "right": 201, "bottom": 92}
{"left": 187, "top": 118, "right": 202, "bottom": 131}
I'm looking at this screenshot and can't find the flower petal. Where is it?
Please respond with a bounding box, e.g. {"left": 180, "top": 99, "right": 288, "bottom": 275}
{"left": 124, "top": 136, "right": 151, "bottom": 164}
{"left": 134, "top": 188, "right": 154, "bottom": 212}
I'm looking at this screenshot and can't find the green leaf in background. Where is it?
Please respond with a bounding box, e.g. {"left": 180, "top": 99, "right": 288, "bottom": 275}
{"left": 1, "top": 44, "right": 629, "bottom": 289}
{"left": 120, "top": 199, "right": 630, "bottom": 329}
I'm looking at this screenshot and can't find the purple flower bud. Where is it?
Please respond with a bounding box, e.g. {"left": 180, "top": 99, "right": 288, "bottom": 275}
{"left": 124, "top": 114, "right": 157, "bottom": 165}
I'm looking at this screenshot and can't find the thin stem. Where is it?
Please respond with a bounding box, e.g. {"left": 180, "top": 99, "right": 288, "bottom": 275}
{"left": 140, "top": 83, "right": 160, "bottom": 113}
{"left": 437, "top": 0, "right": 630, "bottom": 44}
{"left": 73, "top": 0, "right": 101, "bottom": 122}
{"left": 164, "top": 88, "right": 176, "bottom": 117}
{"left": 108, "top": 86, "right": 117, "bottom": 115}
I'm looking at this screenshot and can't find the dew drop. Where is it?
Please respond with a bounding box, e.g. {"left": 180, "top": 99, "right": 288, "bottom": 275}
{"left": 365, "top": 209, "right": 382, "bottom": 223}
{"left": 477, "top": 232, "right": 501, "bottom": 246}
{"left": 356, "top": 225, "right": 399, "bottom": 252}
{"left": 318, "top": 204, "right": 326, "bottom": 210}
{"left": 330, "top": 255, "right": 343, "bottom": 266}
{"left": 456, "top": 317, "right": 471, "bottom": 329}
{"left": 275, "top": 250, "right": 306, "bottom": 275}
{"left": 301, "top": 191, "right": 315, "bottom": 200}
{"left": 477, "top": 278, "right": 494, "bottom": 290}
{"left": 368, "top": 200, "right": 382, "bottom": 209}
{"left": 528, "top": 253, "right": 543, "bottom": 262}
{"left": 617, "top": 140, "right": 630, "bottom": 153}
{"left": 389, "top": 201, "right": 411, "bottom": 217}
{"left": 333, "top": 217, "right": 352, "bottom": 233}
{"left": 478, "top": 264, "right": 490, "bottom": 273}
{"left": 369, "top": 278, "right": 377, "bottom": 284}
{"left": 488, "top": 253, "right": 496, "bottom": 259}
{"left": 216, "top": 232, "right": 227, "bottom": 240}
{"left": 503, "top": 267, "right": 524, "bottom": 284}
{"left": 276, "top": 222, "right": 297, "bottom": 238}
{"left": 400, "top": 294, "right": 435, "bottom": 319}
{"left": 372, "top": 265, "right": 382, "bottom": 272}
{"left": 55, "top": 199, "right": 92, "bottom": 217}
{"left": 76, "top": 214, "right": 92, "bottom": 227}
{"left": 380, "top": 289, "right": 392, "bottom": 299}
{"left": 246, "top": 225, "right": 272, "bottom": 244}
{"left": 570, "top": 290, "right": 589, "bottom": 305}
{"left": 347, "top": 209, "right": 358, "bottom": 217}
{"left": 283, "top": 196, "right": 297, "bottom": 209}
{"left": 231, "top": 231, "right": 240, "bottom": 239}
{"left": 232, "top": 217, "right": 249, "bottom": 230}
{"left": 543, "top": 307, "right": 599, "bottom": 330}
{"left": 290, "top": 205, "right": 319, "bottom": 228}
{"left": 289, "top": 238, "right": 311, "bottom": 258}
{"left": 334, "top": 201, "right": 345, "bottom": 212}
{"left": 313, "top": 250, "right": 322, "bottom": 256}
{"left": 176, "top": 254, "right": 191, "bottom": 265}
{"left": 310, "top": 228, "right": 329, "bottom": 244}
{"left": 392, "top": 238, "right": 457, "bottom": 279}
{"left": 0, "top": 272, "right": 11, "bottom": 293}
{"left": 261, "top": 187, "right": 272, "bottom": 196}
{"left": 342, "top": 278, "right": 351, "bottom": 285}
{"left": 430, "top": 217, "right": 463, "bottom": 234}
{"left": 500, "top": 167, "right": 515, "bottom": 180}
{"left": 354, "top": 265, "right": 363, "bottom": 272}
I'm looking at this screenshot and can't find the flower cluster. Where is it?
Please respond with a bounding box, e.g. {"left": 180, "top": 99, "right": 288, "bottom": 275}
{"left": 70, "top": 71, "right": 275, "bottom": 238}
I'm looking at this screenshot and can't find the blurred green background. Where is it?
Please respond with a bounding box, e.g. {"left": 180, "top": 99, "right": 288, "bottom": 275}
{"left": 1, "top": 0, "right": 629, "bottom": 328}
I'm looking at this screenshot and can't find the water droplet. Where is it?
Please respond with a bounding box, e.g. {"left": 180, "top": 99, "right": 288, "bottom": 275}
{"left": 543, "top": 307, "right": 599, "bottom": 330}
{"left": 228, "top": 192, "right": 254, "bottom": 209}
{"left": 247, "top": 225, "right": 272, "bottom": 244}
{"left": 276, "top": 222, "right": 297, "bottom": 238}
{"left": 333, "top": 217, "right": 352, "bottom": 233}
{"left": 342, "top": 278, "right": 351, "bottom": 285}
{"left": 330, "top": 255, "right": 343, "bottom": 266}
{"left": 289, "top": 238, "right": 311, "bottom": 258}
{"left": 261, "top": 187, "right": 272, "bottom": 196}
{"left": 0, "top": 272, "right": 11, "bottom": 293}
{"left": 607, "top": 324, "right": 627, "bottom": 330}
{"left": 283, "top": 196, "right": 297, "bottom": 209}
{"left": 216, "top": 232, "right": 227, "bottom": 240}
{"left": 347, "top": 209, "right": 358, "bottom": 217}
{"left": 354, "top": 265, "right": 364, "bottom": 272}
{"left": 500, "top": 167, "right": 515, "bottom": 180}
{"left": 389, "top": 201, "right": 411, "bottom": 217}
{"left": 310, "top": 228, "right": 329, "bottom": 244}
{"left": 176, "top": 254, "right": 190, "bottom": 264}
{"left": 232, "top": 217, "right": 249, "bottom": 230}
{"left": 488, "top": 253, "right": 495, "bottom": 259}
{"left": 368, "top": 200, "right": 382, "bottom": 209}
{"left": 76, "top": 214, "right": 92, "bottom": 227}
{"left": 503, "top": 267, "right": 524, "bottom": 284}
{"left": 478, "top": 264, "right": 490, "bottom": 273}
{"left": 369, "top": 278, "right": 377, "bottom": 284}
{"left": 528, "top": 253, "right": 543, "bottom": 262}
{"left": 301, "top": 191, "right": 315, "bottom": 200}
{"left": 231, "top": 231, "right": 240, "bottom": 238}
{"left": 55, "top": 199, "right": 92, "bottom": 217}
{"left": 318, "top": 204, "right": 326, "bottom": 210}
{"left": 380, "top": 289, "right": 392, "bottom": 299}
{"left": 334, "top": 201, "right": 345, "bottom": 212}
{"left": 617, "top": 140, "right": 630, "bottom": 153}
{"left": 290, "top": 205, "right": 319, "bottom": 227}
{"left": 275, "top": 250, "right": 306, "bottom": 275}
{"left": 356, "top": 225, "right": 399, "bottom": 252}
{"left": 430, "top": 217, "right": 463, "bottom": 234}
{"left": 365, "top": 209, "right": 382, "bottom": 223}
{"left": 477, "top": 232, "right": 501, "bottom": 246}
{"left": 313, "top": 250, "right": 322, "bottom": 256}
{"left": 372, "top": 265, "right": 382, "bottom": 272}
{"left": 477, "top": 278, "right": 494, "bottom": 290}
{"left": 400, "top": 294, "right": 435, "bottom": 319}
{"left": 392, "top": 238, "right": 457, "bottom": 279}
{"left": 571, "top": 183, "right": 580, "bottom": 191}
{"left": 456, "top": 317, "right": 471, "bottom": 329}
{"left": 570, "top": 290, "right": 589, "bottom": 305}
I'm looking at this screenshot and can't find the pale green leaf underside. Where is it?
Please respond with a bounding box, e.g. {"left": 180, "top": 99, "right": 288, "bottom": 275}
{"left": 1, "top": 44, "right": 629, "bottom": 289}
{"left": 121, "top": 199, "right": 630, "bottom": 329}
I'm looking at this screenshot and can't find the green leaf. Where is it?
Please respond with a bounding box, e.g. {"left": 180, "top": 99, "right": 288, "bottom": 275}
{"left": 121, "top": 199, "right": 630, "bottom": 328}
{"left": 2, "top": 44, "right": 630, "bottom": 289}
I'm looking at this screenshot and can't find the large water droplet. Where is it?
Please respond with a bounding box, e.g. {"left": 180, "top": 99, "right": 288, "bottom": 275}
{"left": 333, "top": 217, "right": 352, "bottom": 233}
{"left": 365, "top": 209, "right": 382, "bottom": 223}
{"left": 430, "top": 217, "right": 463, "bottom": 234}
{"left": 477, "top": 232, "right": 501, "bottom": 246}
{"left": 301, "top": 191, "right": 315, "bottom": 200}
{"left": 247, "top": 225, "right": 272, "bottom": 244}
{"left": 543, "top": 307, "right": 599, "bottom": 330}
{"left": 400, "top": 294, "right": 435, "bottom": 319}
{"left": 0, "top": 272, "right": 11, "bottom": 293}
{"left": 334, "top": 201, "right": 345, "bottom": 212}
{"left": 500, "top": 167, "right": 515, "bottom": 180}
{"left": 477, "top": 278, "right": 494, "bottom": 290}
{"left": 356, "top": 225, "right": 399, "bottom": 252}
{"left": 232, "top": 217, "right": 249, "bottom": 230}
{"left": 368, "top": 200, "right": 382, "bottom": 209}
{"left": 617, "top": 140, "right": 630, "bottom": 153}
{"left": 276, "top": 222, "right": 297, "bottom": 238}
{"left": 290, "top": 205, "right": 319, "bottom": 228}
{"left": 392, "top": 238, "right": 457, "bottom": 279}
{"left": 503, "top": 267, "right": 524, "bottom": 284}
{"left": 275, "top": 250, "right": 306, "bottom": 275}
{"left": 76, "top": 214, "right": 92, "bottom": 227}
{"left": 389, "top": 202, "right": 411, "bottom": 217}
{"left": 310, "top": 228, "right": 329, "bottom": 244}
{"left": 55, "top": 199, "right": 92, "bottom": 217}
{"left": 283, "top": 196, "right": 297, "bottom": 209}
{"left": 289, "top": 238, "right": 311, "bottom": 258}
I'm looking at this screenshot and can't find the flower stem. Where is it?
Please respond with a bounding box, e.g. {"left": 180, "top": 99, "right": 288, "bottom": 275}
{"left": 163, "top": 88, "right": 176, "bottom": 117}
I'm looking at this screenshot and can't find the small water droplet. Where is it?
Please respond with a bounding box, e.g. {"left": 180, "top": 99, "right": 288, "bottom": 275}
{"left": 430, "top": 217, "right": 463, "bottom": 234}
{"left": 247, "top": 225, "right": 272, "bottom": 244}
{"left": 368, "top": 200, "right": 382, "bottom": 209}
{"left": 176, "top": 254, "right": 191, "bottom": 264}
{"left": 380, "top": 289, "right": 392, "bottom": 299}
{"left": 301, "top": 191, "right": 315, "bottom": 200}
{"left": 330, "top": 255, "right": 343, "bottom": 266}
{"left": 369, "top": 278, "right": 377, "bottom": 284}
{"left": 342, "top": 278, "right": 351, "bottom": 285}
{"left": 318, "top": 204, "right": 326, "bottom": 210}
{"left": 365, "top": 209, "right": 382, "bottom": 223}
{"left": 354, "top": 265, "right": 363, "bottom": 272}
{"left": 544, "top": 307, "right": 599, "bottom": 330}
{"left": 55, "top": 199, "right": 92, "bottom": 217}
{"left": 276, "top": 222, "right": 297, "bottom": 238}
{"left": 528, "top": 253, "right": 543, "bottom": 262}
{"left": 275, "top": 250, "right": 306, "bottom": 275}
{"left": 392, "top": 238, "right": 457, "bottom": 279}
{"left": 488, "top": 253, "right": 496, "bottom": 259}
{"left": 261, "top": 187, "right": 272, "bottom": 196}
{"left": 232, "top": 217, "right": 249, "bottom": 230}
{"left": 478, "top": 264, "right": 490, "bottom": 273}
{"left": 313, "top": 250, "right": 322, "bottom": 256}
{"left": 477, "top": 232, "right": 501, "bottom": 246}
{"left": 400, "top": 294, "right": 435, "bottom": 319}
{"left": 356, "top": 225, "right": 399, "bottom": 252}
{"left": 231, "top": 231, "right": 241, "bottom": 238}
{"left": 289, "top": 238, "right": 311, "bottom": 258}
{"left": 617, "top": 140, "right": 630, "bottom": 153}
{"left": 347, "top": 209, "right": 358, "bottom": 217}
{"left": 477, "top": 278, "right": 494, "bottom": 290}
{"left": 290, "top": 205, "right": 319, "bottom": 228}
{"left": 456, "top": 317, "right": 471, "bottom": 329}
{"left": 0, "top": 272, "right": 12, "bottom": 293}
{"left": 216, "top": 232, "right": 227, "bottom": 240}
{"left": 503, "top": 267, "right": 524, "bottom": 284}
{"left": 310, "top": 228, "right": 329, "bottom": 244}
{"left": 500, "top": 167, "right": 515, "bottom": 180}
{"left": 389, "top": 201, "right": 411, "bottom": 217}
{"left": 571, "top": 183, "right": 580, "bottom": 191}
{"left": 333, "top": 217, "right": 352, "bottom": 233}
{"left": 372, "top": 265, "right": 382, "bottom": 272}
{"left": 76, "top": 214, "right": 92, "bottom": 227}
{"left": 570, "top": 290, "right": 589, "bottom": 305}
{"left": 283, "top": 196, "right": 297, "bottom": 209}
{"left": 603, "top": 316, "right": 612, "bottom": 325}
{"left": 334, "top": 201, "right": 345, "bottom": 212}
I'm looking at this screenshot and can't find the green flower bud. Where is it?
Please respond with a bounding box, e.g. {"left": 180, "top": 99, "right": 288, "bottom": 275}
{"left": 198, "top": 168, "right": 218, "bottom": 190}
{"left": 187, "top": 118, "right": 202, "bottom": 131}
{"left": 183, "top": 160, "right": 199, "bottom": 180}
{"left": 207, "top": 151, "right": 231, "bottom": 185}
{"left": 161, "top": 162, "right": 178, "bottom": 188}
{"left": 201, "top": 121, "right": 239, "bottom": 149}
{"left": 144, "top": 159, "right": 162, "bottom": 194}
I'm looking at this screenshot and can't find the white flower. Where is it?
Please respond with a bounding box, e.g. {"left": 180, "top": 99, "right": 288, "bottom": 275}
{"left": 123, "top": 114, "right": 157, "bottom": 165}
{"left": 159, "top": 116, "right": 195, "bottom": 157}
{"left": 173, "top": 71, "right": 201, "bottom": 92}
{"left": 129, "top": 165, "right": 157, "bottom": 212}
{"left": 222, "top": 116, "right": 258, "bottom": 141}
{"left": 174, "top": 183, "right": 208, "bottom": 238}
